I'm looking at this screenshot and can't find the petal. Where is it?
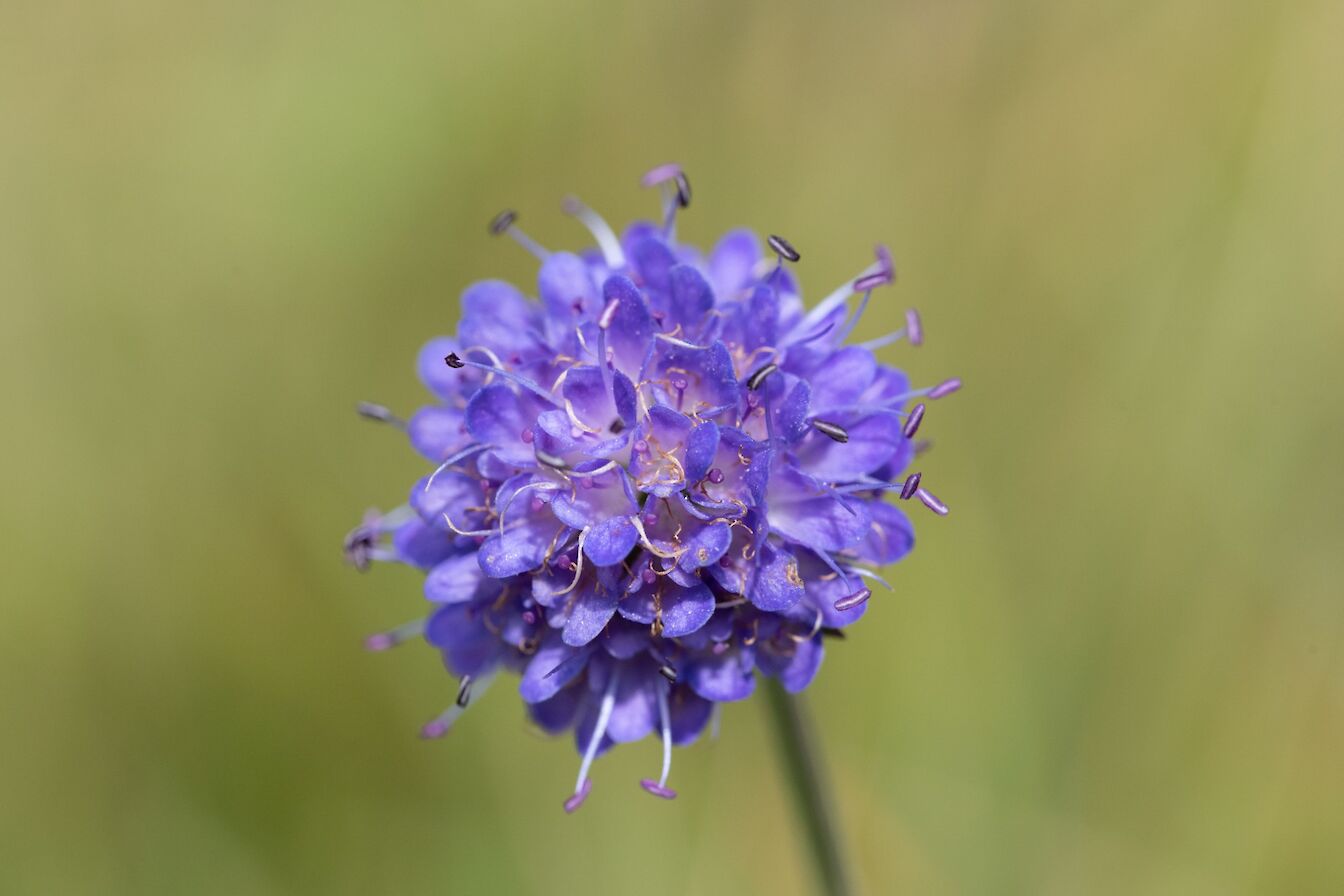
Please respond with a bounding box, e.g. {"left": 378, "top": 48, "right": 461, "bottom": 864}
{"left": 600, "top": 275, "right": 655, "bottom": 379}
{"left": 410, "top": 470, "right": 482, "bottom": 530}
{"left": 527, "top": 685, "right": 582, "bottom": 734}
{"left": 406, "top": 406, "right": 468, "bottom": 461}
{"left": 686, "top": 649, "right": 756, "bottom": 702}
{"left": 562, "top": 581, "right": 620, "bottom": 646}
{"left": 766, "top": 466, "right": 872, "bottom": 552}
{"left": 417, "top": 337, "right": 467, "bottom": 401}
{"left": 478, "top": 515, "right": 566, "bottom": 578}
{"left": 538, "top": 252, "right": 600, "bottom": 325}
{"left": 582, "top": 515, "right": 638, "bottom": 566}
{"left": 669, "top": 688, "right": 715, "bottom": 746}
{"left": 748, "top": 542, "right": 805, "bottom": 611}
{"left": 856, "top": 499, "right": 914, "bottom": 565}
{"left": 392, "top": 519, "right": 455, "bottom": 569}
{"left": 457, "top": 280, "right": 542, "bottom": 358}
{"left": 760, "top": 637, "right": 824, "bottom": 693}
{"left": 465, "top": 384, "right": 533, "bottom": 465}
{"left": 667, "top": 264, "right": 715, "bottom": 330}
{"left": 424, "top": 553, "right": 487, "bottom": 604}
{"left": 795, "top": 413, "right": 904, "bottom": 480}
{"left": 605, "top": 670, "right": 659, "bottom": 743}
{"left": 601, "top": 617, "right": 652, "bottom": 659}
{"left": 683, "top": 420, "right": 719, "bottom": 483}
{"left": 805, "top": 346, "right": 877, "bottom": 413}
{"left": 519, "top": 635, "right": 591, "bottom": 703}
{"left": 708, "top": 228, "right": 761, "bottom": 298}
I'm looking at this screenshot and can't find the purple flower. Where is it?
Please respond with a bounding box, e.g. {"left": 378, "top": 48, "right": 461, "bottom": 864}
{"left": 348, "top": 165, "right": 959, "bottom": 811}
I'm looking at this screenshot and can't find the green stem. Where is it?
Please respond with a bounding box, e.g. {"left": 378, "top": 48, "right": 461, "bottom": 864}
{"left": 764, "top": 679, "right": 855, "bottom": 896}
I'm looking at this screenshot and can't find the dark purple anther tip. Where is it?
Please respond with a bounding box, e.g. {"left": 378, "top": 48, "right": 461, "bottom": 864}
{"left": 712, "top": 641, "right": 730, "bottom": 655}
{"left": 640, "top": 163, "right": 682, "bottom": 188}
{"left": 555, "top": 554, "right": 573, "bottom": 571}
{"left": 563, "top": 779, "right": 593, "bottom": 814}
{"left": 674, "top": 172, "right": 691, "bottom": 208}
{"left": 363, "top": 633, "right": 394, "bottom": 651}
{"left": 905, "top": 308, "right": 923, "bottom": 346}
{"left": 747, "top": 362, "right": 778, "bottom": 391}
{"left": 916, "top": 488, "right": 949, "bottom": 516}
{"left": 643, "top": 512, "right": 659, "bottom": 527}
{"left": 929, "top": 377, "right": 961, "bottom": 399}
{"left": 903, "top": 403, "right": 926, "bottom": 439}
{"left": 640, "top": 779, "right": 678, "bottom": 800}
{"left": 767, "top": 234, "right": 801, "bottom": 263}
{"left": 489, "top": 209, "right": 517, "bottom": 236}
{"left": 707, "top": 467, "right": 725, "bottom": 484}
{"left": 420, "top": 720, "right": 449, "bottom": 739}
{"left": 444, "top": 352, "right": 465, "bottom": 369}
{"left": 812, "top": 419, "right": 849, "bottom": 443}
{"left": 642, "top": 567, "right": 658, "bottom": 585}
{"left": 520, "top": 427, "right": 534, "bottom": 444}
{"left": 899, "top": 472, "right": 922, "bottom": 500}
{"left": 522, "top": 610, "right": 537, "bottom": 625}
{"left": 634, "top": 439, "right": 649, "bottom": 453}
{"left": 853, "top": 272, "right": 889, "bottom": 291}
{"left": 833, "top": 587, "right": 872, "bottom": 612}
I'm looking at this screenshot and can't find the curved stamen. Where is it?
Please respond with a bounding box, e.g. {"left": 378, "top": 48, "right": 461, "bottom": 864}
{"left": 421, "top": 671, "right": 497, "bottom": 738}
{"left": 640, "top": 682, "right": 677, "bottom": 800}
{"left": 498, "top": 480, "right": 562, "bottom": 536}
{"left": 488, "top": 209, "right": 549, "bottom": 260}
{"left": 567, "top": 665, "right": 622, "bottom": 813}
{"left": 631, "top": 515, "right": 682, "bottom": 559}
{"left": 562, "top": 196, "right": 627, "bottom": 269}
{"left": 441, "top": 510, "right": 494, "bottom": 538}
{"left": 447, "top": 351, "right": 561, "bottom": 408}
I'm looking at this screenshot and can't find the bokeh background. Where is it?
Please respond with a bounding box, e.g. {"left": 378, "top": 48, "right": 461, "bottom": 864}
{"left": 3, "top": 1, "right": 1342, "bottom": 893}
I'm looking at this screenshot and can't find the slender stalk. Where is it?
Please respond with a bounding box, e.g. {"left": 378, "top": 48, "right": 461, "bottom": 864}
{"left": 764, "top": 680, "right": 855, "bottom": 896}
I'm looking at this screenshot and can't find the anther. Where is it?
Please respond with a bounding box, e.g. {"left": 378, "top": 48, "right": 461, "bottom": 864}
{"left": 520, "top": 427, "right": 535, "bottom": 444}
{"left": 899, "top": 472, "right": 922, "bottom": 500}
{"left": 456, "top": 676, "right": 473, "bottom": 708}
{"left": 444, "top": 352, "right": 466, "bottom": 369}
{"left": 640, "top": 780, "right": 677, "bottom": 800}
{"left": 821, "top": 627, "right": 847, "bottom": 639}
{"left": 812, "top": 419, "right": 849, "bottom": 443}
{"left": 563, "top": 779, "right": 593, "bottom": 814}
{"left": 767, "top": 234, "right": 801, "bottom": 263}
{"left": 673, "top": 172, "right": 691, "bottom": 208}
{"left": 355, "top": 401, "right": 404, "bottom": 427}
{"left": 488, "top": 210, "right": 516, "bottom": 235}
{"left": 659, "top": 664, "right": 678, "bottom": 683}
{"left": 916, "top": 488, "right": 949, "bottom": 516}
{"left": 747, "top": 362, "right": 778, "bottom": 390}
{"left": 902, "top": 403, "right": 925, "bottom": 438}
{"left": 640, "top": 163, "right": 682, "bottom": 188}
{"left": 535, "top": 449, "right": 569, "bottom": 470}
{"left": 707, "top": 467, "right": 725, "bottom": 484}
{"left": 928, "top": 377, "right": 961, "bottom": 399}
{"left": 833, "top": 587, "right": 872, "bottom": 612}
{"left": 905, "top": 308, "right": 923, "bottom": 346}
{"left": 853, "top": 272, "right": 888, "bottom": 291}
{"left": 642, "top": 567, "right": 658, "bottom": 585}
{"left": 554, "top": 554, "right": 574, "bottom": 571}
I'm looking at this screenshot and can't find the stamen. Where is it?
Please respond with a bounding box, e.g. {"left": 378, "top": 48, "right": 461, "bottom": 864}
{"left": 928, "top": 377, "right": 961, "bottom": 399}
{"left": 658, "top": 664, "right": 678, "bottom": 683}
{"left": 902, "top": 403, "right": 925, "bottom": 438}
{"left": 707, "top": 468, "right": 725, "bottom": 484}
{"left": 673, "top": 172, "right": 692, "bottom": 208}
{"left": 355, "top": 401, "right": 405, "bottom": 429}
{"left": 833, "top": 587, "right": 872, "bottom": 612}
{"left": 916, "top": 488, "right": 949, "bottom": 515}
{"left": 639, "top": 683, "right": 677, "bottom": 800}
{"left": 767, "top": 234, "right": 801, "bottom": 263}
{"left": 747, "top": 362, "right": 778, "bottom": 390}
{"left": 905, "top": 308, "right": 923, "bottom": 346}
{"left": 364, "top": 617, "right": 426, "bottom": 651}
{"left": 456, "top": 675, "right": 473, "bottom": 708}
{"left": 561, "top": 196, "right": 627, "bottom": 269}
{"left": 488, "top": 209, "right": 549, "bottom": 260}
{"left": 640, "top": 163, "right": 682, "bottom": 188}
{"left": 899, "top": 472, "right": 922, "bottom": 500}
{"left": 568, "top": 665, "right": 622, "bottom": 813}
{"left": 421, "top": 671, "right": 497, "bottom": 738}
{"left": 812, "top": 419, "right": 849, "bottom": 443}
{"left": 446, "top": 351, "right": 561, "bottom": 408}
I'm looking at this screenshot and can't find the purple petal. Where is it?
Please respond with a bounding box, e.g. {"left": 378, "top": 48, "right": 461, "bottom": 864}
{"left": 683, "top": 420, "right": 719, "bottom": 482}
{"left": 708, "top": 229, "right": 761, "bottom": 297}
{"left": 478, "top": 515, "right": 566, "bottom": 578}
{"left": 856, "top": 499, "right": 914, "bottom": 565}
{"left": 749, "top": 542, "right": 805, "bottom": 611}
{"left": 767, "top": 466, "right": 872, "bottom": 552}
{"left": 392, "top": 519, "right": 455, "bottom": 569}
{"left": 538, "top": 252, "right": 600, "bottom": 326}
{"left": 669, "top": 689, "right": 715, "bottom": 745}
{"left": 600, "top": 275, "right": 655, "bottom": 379}
{"left": 423, "top": 553, "right": 486, "bottom": 604}
{"left": 528, "top": 685, "right": 582, "bottom": 734}
{"left": 667, "top": 264, "right": 714, "bottom": 329}
{"left": 806, "top": 347, "right": 877, "bottom": 413}
{"left": 465, "top": 384, "right": 533, "bottom": 465}
{"left": 605, "top": 670, "right": 658, "bottom": 743}
{"left": 686, "top": 649, "right": 755, "bottom": 702}
{"left": 583, "top": 515, "right": 638, "bottom": 567}
{"left": 796, "top": 413, "right": 904, "bottom": 480}
{"left": 406, "top": 406, "right": 468, "bottom": 461}
{"left": 760, "top": 637, "right": 824, "bottom": 693}
{"left": 562, "top": 582, "right": 620, "bottom": 646}
{"left": 457, "top": 280, "right": 542, "bottom": 358}
{"left": 519, "top": 636, "right": 591, "bottom": 703}
{"left": 410, "top": 470, "right": 482, "bottom": 530}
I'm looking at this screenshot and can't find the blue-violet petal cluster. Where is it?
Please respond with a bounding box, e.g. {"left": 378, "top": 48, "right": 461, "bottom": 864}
{"left": 347, "top": 165, "right": 959, "bottom": 812}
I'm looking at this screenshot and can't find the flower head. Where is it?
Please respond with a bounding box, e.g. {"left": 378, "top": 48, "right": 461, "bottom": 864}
{"left": 349, "top": 165, "right": 958, "bottom": 811}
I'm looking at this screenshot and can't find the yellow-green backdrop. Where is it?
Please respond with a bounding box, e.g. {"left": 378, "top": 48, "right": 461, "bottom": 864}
{"left": 3, "top": 1, "right": 1341, "bottom": 893}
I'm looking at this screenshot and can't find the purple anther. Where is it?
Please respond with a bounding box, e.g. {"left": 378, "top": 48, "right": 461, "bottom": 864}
{"left": 707, "top": 467, "right": 725, "bottom": 484}
{"left": 563, "top": 779, "right": 593, "bottom": 814}
{"left": 642, "top": 567, "right": 658, "bottom": 585}
{"left": 853, "top": 271, "right": 889, "bottom": 291}
{"left": 521, "top": 427, "right": 534, "bottom": 444}
{"left": 580, "top": 477, "right": 594, "bottom": 490}
{"left": 555, "top": 554, "right": 574, "bottom": 571}
{"left": 522, "top": 610, "right": 538, "bottom": 625}
{"left": 875, "top": 243, "right": 894, "bottom": 278}
{"left": 640, "top": 779, "right": 678, "bottom": 800}
{"left": 899, "top": 472, "right": 922, "bottom": 500}
{"left": 718, "top": 556, "right": 733, "bottom": 568}
{"left": 712, "top": 641, "right": 730, "bottom": 655}
{"left": 488, "top": 209, "right": 517, "bottom": 235}
{"left": 916, "top": 488, "right": 949, "bottom": 516}
{"left": 812, "top": 419, "right": 849, "bottom": 443}
{"left": 530, "top": 496, "right": 544, "bottom": 513}
{"left": 767, "top": 234, "right": 801, "bottom": 263}
{"left": 905, "top": 308, "right": 923, "bottom": 346}
{"left": 833, "top": 587, "right": 872, "bottom": 612}
{"left": 673, "top": 172, "right": 692, "bottom": 208}
{"left": 634, "top": 439, "right": 649, "bottom": 453}
{"left": 928, "top": 377, "right": 961, "bottom": 399}
{"left": 903, "top": 403, "right": 925, "bottom": 438}
{"left": 643, "top": 512, "right": 660, "bottom": 527}
{"left": 363, "top": 633, "right": 395, "bottom": 651}
{"left": 640, "top": 163, "right": 682, "bottom": 188}
{"left": 420, "top": 720, "right": 450, "bottom": 739}
{"left": 671, "top": 376, "right": 688, "bottom": 391}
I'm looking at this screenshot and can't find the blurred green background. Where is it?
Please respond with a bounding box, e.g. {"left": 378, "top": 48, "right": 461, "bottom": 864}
{"left": 3, "top": 0, "right": 1341, "bottom": 893}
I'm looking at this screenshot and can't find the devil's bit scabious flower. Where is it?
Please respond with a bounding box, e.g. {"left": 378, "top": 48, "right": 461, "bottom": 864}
{"left": 348, "top": 164, "right": 959, "bottom": 812}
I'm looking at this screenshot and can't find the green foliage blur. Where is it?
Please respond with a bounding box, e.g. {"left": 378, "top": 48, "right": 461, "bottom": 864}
{"left": 3, "top": 1, "right": 1341, "bottom": 893}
